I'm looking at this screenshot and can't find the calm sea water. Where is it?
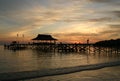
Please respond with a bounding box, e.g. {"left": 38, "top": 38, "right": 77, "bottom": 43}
{"left": 25, "top": 66, "right": 120, "bottom": 81}
{"left": 0, "top": 45, "right": 119, "bottom": 74}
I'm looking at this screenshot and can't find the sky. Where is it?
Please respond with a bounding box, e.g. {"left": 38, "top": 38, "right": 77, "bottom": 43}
{"left": 0, "top": 0, "right": 120, "bottom": 43}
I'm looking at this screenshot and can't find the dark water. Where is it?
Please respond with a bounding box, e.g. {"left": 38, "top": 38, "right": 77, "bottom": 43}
{"left": 0, "top": 45, "right": 120, "bottom": 73}
{"left": 0, "top": 45, "right": 120, "bottom": 81}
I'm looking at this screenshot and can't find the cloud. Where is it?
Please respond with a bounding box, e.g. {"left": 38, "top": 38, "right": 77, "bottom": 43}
{"left": 52, "top": 32, "right": 100, "bottom": 43}
{"left": 0, "top": 0, "right": 89, "bottom": 36}
{"left": 97, "top": 24, "right": 120, "bottom": 39}
{"left": 100, "top": 30, "right": 120, "bottom": 34}
{"left": 100, "top": 24, "right": 120, "bottom": 34}
{"left": 109, "top": 24, "right": 120, "bottom": 29}
{"left": 0, "top": 6, "right": 65, "bottom": 35}
{"left": 88, "top": 17, "right": 112, "bottom": 22}
{"left": 88, "top": 0, "right": 112, "bottom": 2}
{"left": 88, "top": 0, "right": 119, "bottom": 3}
{"left": 53, "top": 32, "right": 98, "bottom": 37}
{"left": 112, "top": 11, "right": 120, "bottom": 18}
{"left": 0, "top": 0, "right": 30, "bottom": 13}
{"left": 0, "top": 0, "right": 120, "bottom": 43}
{"left": 87, "top": 0, "right": 120, "bottom": 6}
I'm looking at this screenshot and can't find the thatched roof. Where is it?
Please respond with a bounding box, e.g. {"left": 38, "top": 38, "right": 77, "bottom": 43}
{"left": 32, "top": 34, "right": 57, "bottom": 41}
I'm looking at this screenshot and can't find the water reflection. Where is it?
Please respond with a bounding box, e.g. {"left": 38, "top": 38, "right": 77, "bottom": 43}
{"left": 0, "top": 45, "right": 120, "bottom": 73}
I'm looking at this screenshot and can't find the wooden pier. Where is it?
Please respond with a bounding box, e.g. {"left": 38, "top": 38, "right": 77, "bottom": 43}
{"left": 57, "top": 43, "right": 91, "bottom": 52}
{"left": 4, "top": 42, "right": 120, "bottom": 54}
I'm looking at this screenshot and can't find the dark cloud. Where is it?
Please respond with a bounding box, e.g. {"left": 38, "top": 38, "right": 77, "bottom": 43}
{"left": 109, "top": 24, "right": 120, "bottom": 29}
{"left": 88, "top": 17, "right": 112, "bottom": 22}
{"left": 112, "top": 11, "right": 120, "bottom": 18}
{"left": 53, "top": 32, "right": 99, "bottom": 37}
{"left": 88, "top": 0, "right": 118, "bottom": 3}
{"left": 100, "top": 24, "right": 120, "bottom": 35}
{"left": 88, "top": 0, "right": 120, "bottom": 5}
{"left": 100, "top": 30, "right": 119, "bottom": 34}
{"left": 98, "top": 29, "right": 120, "bottom": 40}
{"left": 88, "top": 0, "right": 110, "bottom": 2}
{"left": 0, "top": 0, "right": 28, "bottom": 12}
{"left": 110, "top": 33, "right": 120, "bottom": 37}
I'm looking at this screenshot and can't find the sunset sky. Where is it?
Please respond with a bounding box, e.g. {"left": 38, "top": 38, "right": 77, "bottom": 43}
{"left": 0, "top": 0, "right": 120, "bottom": 44}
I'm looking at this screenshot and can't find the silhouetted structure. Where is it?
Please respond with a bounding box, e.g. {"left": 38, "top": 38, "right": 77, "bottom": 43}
{"left": 32, "top": 34, "right": 57, "bottom": 44}
{"left": 31, "top": 34, "right": 57, "bottom": 51}
{"left": 32, "top": 34, "right": 57, "bottom": 41}
{"left": 4, "top": 41, "right": 27, "bottom": 50}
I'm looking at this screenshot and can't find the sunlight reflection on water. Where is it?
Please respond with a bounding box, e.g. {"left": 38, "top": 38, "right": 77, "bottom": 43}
{"left": 0, "top": 45, "right": 120, "bottom": 73}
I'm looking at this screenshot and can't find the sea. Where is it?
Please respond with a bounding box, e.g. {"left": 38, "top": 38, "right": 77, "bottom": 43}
{"left": 0, "top": 45, "right": 120, "bottom": 81}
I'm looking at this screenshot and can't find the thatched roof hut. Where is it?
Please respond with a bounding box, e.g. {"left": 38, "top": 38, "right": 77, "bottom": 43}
{"left": 32, "top": 34, "right": 57, "bottom": 41}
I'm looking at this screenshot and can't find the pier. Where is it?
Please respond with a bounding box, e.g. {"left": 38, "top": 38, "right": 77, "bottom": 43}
{"left": 4, "top": 34, "right": 120, "bottom": 54}
{"left": 4, "top": 42, "right": 120, "bottom": 54}
{"left": 57, "top": 43, "right": 91, "bottom": 52}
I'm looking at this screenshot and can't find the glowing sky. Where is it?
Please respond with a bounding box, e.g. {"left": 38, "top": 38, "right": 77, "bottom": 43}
{"left": 0, "top": 0, "right": 120, "bottom": 43}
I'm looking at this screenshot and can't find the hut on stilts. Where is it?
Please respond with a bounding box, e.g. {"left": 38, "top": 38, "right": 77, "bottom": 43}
{"left": 32, "top": 34, "right": 57, "bottom": 51}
